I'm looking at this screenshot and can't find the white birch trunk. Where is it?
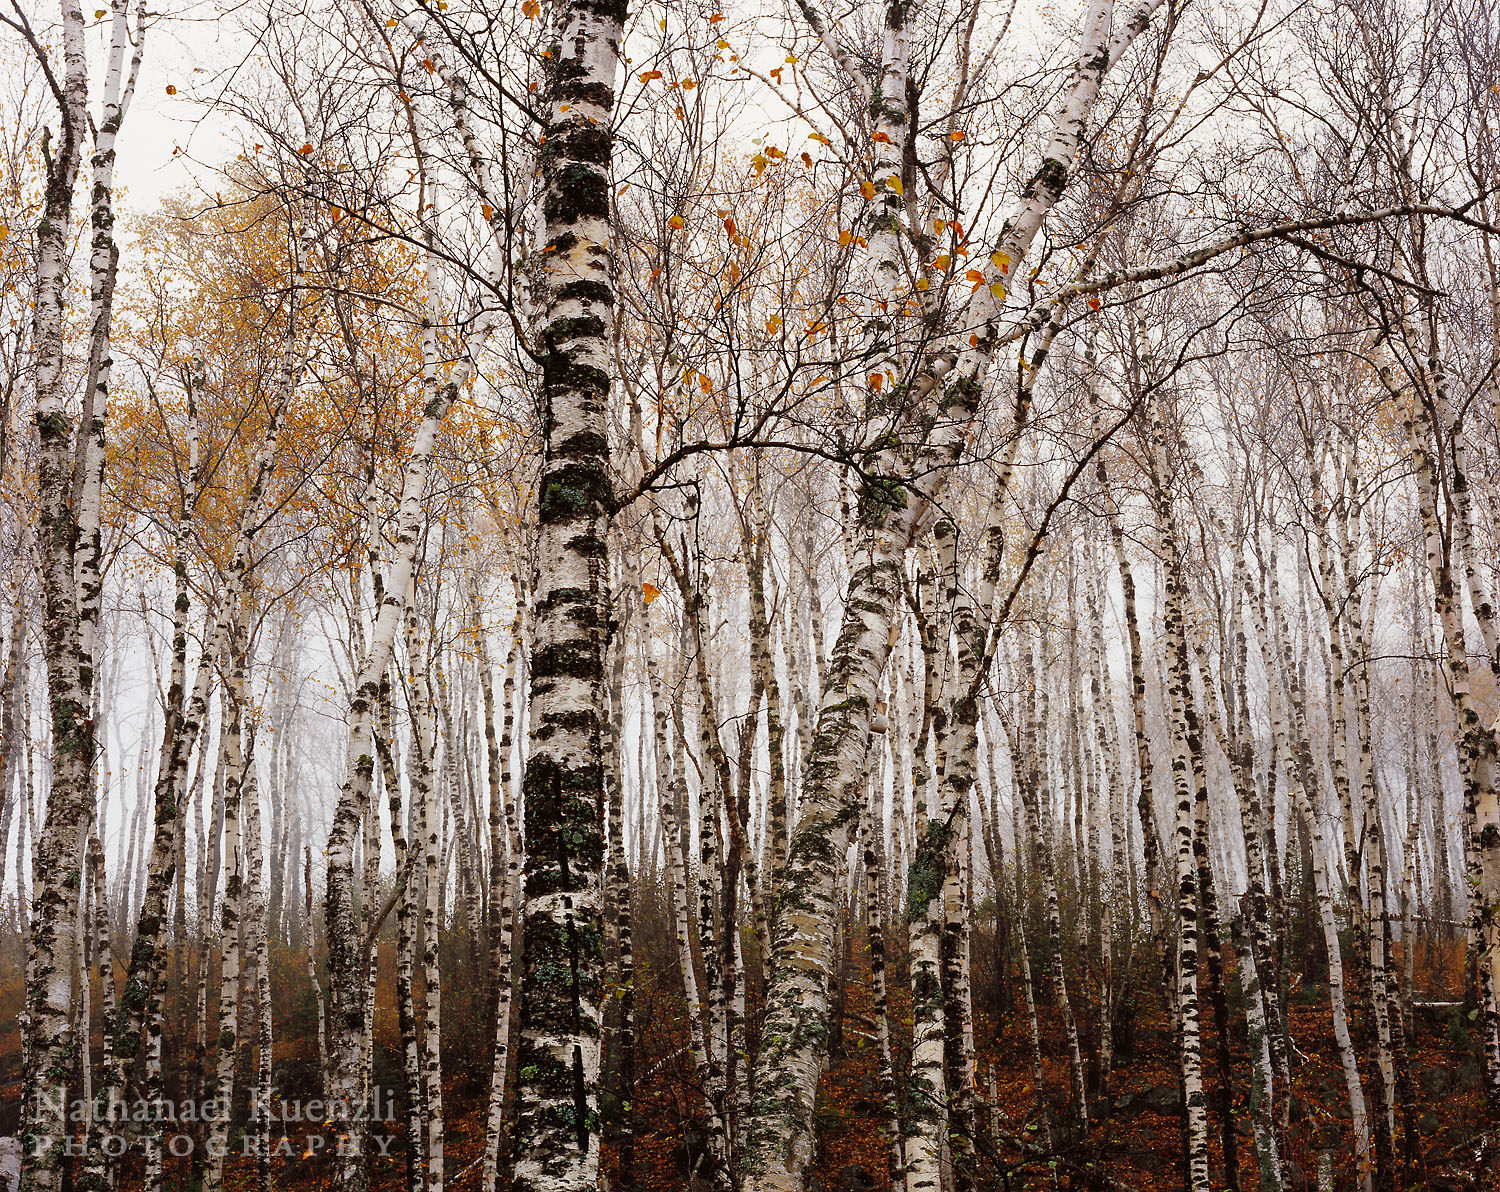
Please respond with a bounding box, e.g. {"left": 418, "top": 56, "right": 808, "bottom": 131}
{"left": 508, "top": 0, "right": 624, "bottom": 1185}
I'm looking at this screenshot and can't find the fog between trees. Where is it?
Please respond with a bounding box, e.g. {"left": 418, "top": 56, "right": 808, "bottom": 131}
{"left": 1, "top": 0, "right": 1499, "bottom": 1189}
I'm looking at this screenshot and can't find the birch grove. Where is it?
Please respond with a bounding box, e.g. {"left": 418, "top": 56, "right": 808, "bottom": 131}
{"left": 3, "top": 0, "right": 1500, "bottom": 1189}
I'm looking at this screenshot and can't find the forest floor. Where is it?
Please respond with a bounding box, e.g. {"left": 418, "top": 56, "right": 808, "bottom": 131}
{"left": 0, "top": 930, "right": 1488, "bottom": 1191}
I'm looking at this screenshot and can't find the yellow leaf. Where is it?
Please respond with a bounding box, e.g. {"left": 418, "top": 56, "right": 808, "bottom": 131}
{"left": 639, "top": 70, "right": 662, "bottom": 82}
{"left": 886, "top": 176, "right": 903, "bottom": 195}
{"left": 522, "top": 0, "right": 539, "bottom": 15}
{"left": 916, "top": 278, "right": 930, "bottom": 290}
{"left": 933, "top": 254, "right": 950, "bottom": 270}
{"left": 990, "top": 249, "right": 1011, "bottom": 273}
{"left": 717, "top": 38, "right": 730, "bottom": 48}
{"left": 989, "top": 281, "right": 1006, "bottom": 299}
{"left": 668, "top": 215, "right": 684, "bottom": 230}
{"left": 859, "top": 178, "right": 876, "bottom": 200}
{"left": 838, "top": 229, "right": 852, "bottom": 246}
{"left": 482, "top": 203, "right": 494, "bottom": 221}
{"left": 642, "top": 583, "right": 661, "bottom": 604}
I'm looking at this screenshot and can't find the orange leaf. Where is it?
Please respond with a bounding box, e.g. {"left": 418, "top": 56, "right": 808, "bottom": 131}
{"left": 643, "top": 583, "right": 661, "bottom": 604}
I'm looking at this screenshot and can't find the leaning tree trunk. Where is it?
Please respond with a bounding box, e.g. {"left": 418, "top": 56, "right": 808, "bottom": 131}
{"left": 737, "top": 1, "right": 1164, "bottom": 1180}
{"left": 82, "top": 241, "right": 300, "bottom": 1192}
{"left": 321, "top": 268, "right": 490, "bottom": 1192}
